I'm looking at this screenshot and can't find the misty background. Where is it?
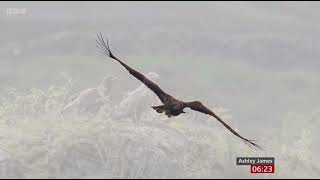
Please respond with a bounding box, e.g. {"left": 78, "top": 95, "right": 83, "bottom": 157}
{"left": 0, "top": 1, "right": 319, "bottom": 178}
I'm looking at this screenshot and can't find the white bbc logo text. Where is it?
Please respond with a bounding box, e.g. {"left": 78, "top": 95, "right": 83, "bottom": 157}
{"left": 6, "top": 8, "right": 27, "bottom": 16}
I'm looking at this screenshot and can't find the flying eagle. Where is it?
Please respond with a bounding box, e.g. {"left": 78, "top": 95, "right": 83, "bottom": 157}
{"left": 96, "top": 33, "right": 262, "bottom": 150}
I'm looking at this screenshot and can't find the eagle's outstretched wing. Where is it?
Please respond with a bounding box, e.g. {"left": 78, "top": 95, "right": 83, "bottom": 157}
{"left": 185, "top": 101, "right": 263, "bottom": 150}
{"left": 96, "top": 33, "right": 168, "bottom": 103}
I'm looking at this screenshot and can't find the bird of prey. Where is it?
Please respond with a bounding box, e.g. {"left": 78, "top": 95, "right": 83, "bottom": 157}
{"left": 96, "top": 33, "right": 262, "bottom": 150}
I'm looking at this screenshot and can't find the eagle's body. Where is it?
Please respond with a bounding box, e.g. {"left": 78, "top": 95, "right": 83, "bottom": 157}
{"left": 96, "top": 33, "right": 263, "bottom": 150}
{"left": 152, "top": 95, "right": 185, "bottom": 117}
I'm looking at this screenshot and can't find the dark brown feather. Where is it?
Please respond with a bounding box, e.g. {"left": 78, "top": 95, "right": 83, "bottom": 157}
{"left": 185, "top": 101, "right": 263, "bottom": 150}
{"left": 96, "top": 33, "right": 169, "bottom": 103}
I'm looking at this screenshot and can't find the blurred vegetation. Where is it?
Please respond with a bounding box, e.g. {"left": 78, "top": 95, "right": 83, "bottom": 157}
{"left": 0, "top": 68, "right": 319, "bottom": 178}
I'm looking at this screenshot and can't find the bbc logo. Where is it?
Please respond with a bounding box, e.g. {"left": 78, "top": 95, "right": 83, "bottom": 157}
{"left": 6, "top": 8, "right": 27, "bottom": 16}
